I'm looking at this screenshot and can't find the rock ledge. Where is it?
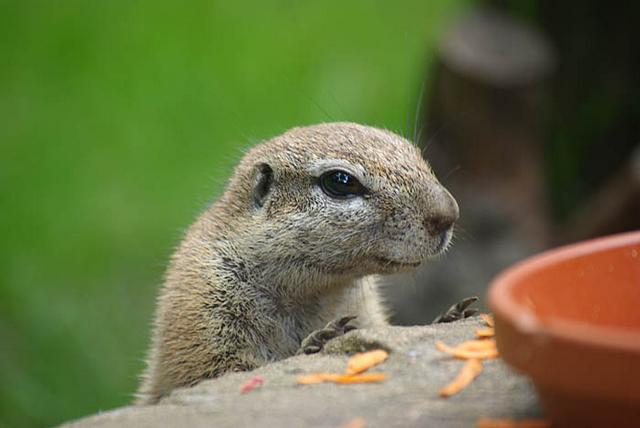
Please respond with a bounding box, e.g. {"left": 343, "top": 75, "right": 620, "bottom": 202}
{"left": 65, "top": 318, "right": 541, "bottom": 428}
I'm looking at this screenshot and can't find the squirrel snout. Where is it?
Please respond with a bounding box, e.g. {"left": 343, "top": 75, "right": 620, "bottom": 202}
{"left": 423, "top": 187, "right": 459, "bottom": 235}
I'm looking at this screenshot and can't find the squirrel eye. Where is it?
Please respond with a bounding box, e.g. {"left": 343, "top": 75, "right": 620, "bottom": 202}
{"left": 319, "top": 170, "right": 366, "bottom": 199}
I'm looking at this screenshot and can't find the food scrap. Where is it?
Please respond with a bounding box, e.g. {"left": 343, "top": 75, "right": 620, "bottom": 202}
{"left": 239, "top": 375, "right": 264, "bottom": 393}
{"left": 475, "top": 327, "right": 495, "bottom": 338}
{"left": 297, "top": 349, "right": 388, "bottom": 385}
{"left": 297, "top": 372, "right": 337, "bottom": 385}
{"left": 435, "top": 340, "right": 498, "bottom": 360}
{"left": 329, "top": 373, "right": 385, "bottom": 384}
{"left": 339, "top": 416, "right": 366, "bottom": 428}
{"left": 480, "top": 313, "right": 495, "bottom": 328}
{"left": 346, "top": 349, "right": 389, "bottom": 374}
{"left": 476, "top": 417, "right": 550, "bottom": 428}
{"left": 435, "top": 313, "right": 498, "bottom": 397}
{"left": 439, "top": 358, "right": 483, "bottom": 397}
{"left": 297, "top": 372, "right": 385, "bottom": 385}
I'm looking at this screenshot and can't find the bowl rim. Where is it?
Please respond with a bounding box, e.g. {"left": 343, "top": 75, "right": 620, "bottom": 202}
{"left": 488, "top": 230, "right": 640, "bottom": 354}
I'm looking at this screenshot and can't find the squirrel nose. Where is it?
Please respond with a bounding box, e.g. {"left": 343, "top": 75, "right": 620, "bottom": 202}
{"left": 424, "top": 187, "right": 459, "bottom": 235}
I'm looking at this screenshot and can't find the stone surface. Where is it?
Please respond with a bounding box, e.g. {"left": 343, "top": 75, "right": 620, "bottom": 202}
{"left": 64, "top": 318, "right": 542, "bottom": 428}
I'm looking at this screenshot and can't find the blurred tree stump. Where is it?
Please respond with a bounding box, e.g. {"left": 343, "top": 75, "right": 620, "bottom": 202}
{"left": 420, "top": 7, "right": 555, "bottom": 247}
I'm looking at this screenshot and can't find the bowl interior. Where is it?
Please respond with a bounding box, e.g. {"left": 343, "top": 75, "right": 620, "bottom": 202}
{"left": 503, "top": 232, "right": 640, "bottom": 332}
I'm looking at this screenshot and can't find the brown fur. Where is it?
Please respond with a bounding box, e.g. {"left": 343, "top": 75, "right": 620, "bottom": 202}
{"left": 136, "top": 122, "right": 458, "bottom": 404}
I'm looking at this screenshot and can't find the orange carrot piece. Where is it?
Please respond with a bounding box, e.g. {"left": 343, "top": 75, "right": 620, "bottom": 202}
{"left": 346, "top": 349, "right": 389, "bottom": 375}
{"left": 454, "top": 339, "right": 497, "bottom": 352}
{"left": 297, "top": 373, "right": 340, "bottom": 385}
{"left": 339, "top": 417, "right": 366, "bottom": 428}
{"left": 297, "top": 372, "right": 386, "bottom": 385}
{"left": 475, "top": 327, "right": 495, "bottom": 338}
{"left": 480, "top": 313, "right": 495, "bottom": 327}
{"left": 439, "top": 358, "right": 483, "bottom": 397}
{"left": 436, "top": 340, "right": 499, "bottom": 360}
{"left": 476, "top": 418, "right": 516, "bottom": 428}
{"left": 476, "top": 418, "right": 550, "bottom": 428}
{"left": 330, "top": 373, "right": 386, "bottom": 384}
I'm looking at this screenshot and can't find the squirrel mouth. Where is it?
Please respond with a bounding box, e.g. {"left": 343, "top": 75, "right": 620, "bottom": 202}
{"left": 373, "top": 256, "right": 422, "bottom": 268}
{"left": 434, "top": 229, "right": 454, "bottom": 254}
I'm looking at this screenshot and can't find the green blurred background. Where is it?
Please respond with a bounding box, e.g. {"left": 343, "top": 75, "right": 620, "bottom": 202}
{"left": 0, "top": 1, "right": 470, "bottom": 426}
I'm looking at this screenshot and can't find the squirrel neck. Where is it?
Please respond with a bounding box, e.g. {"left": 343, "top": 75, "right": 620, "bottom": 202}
{"left": 199, "top": 203, "right": 359, "bottom": 307}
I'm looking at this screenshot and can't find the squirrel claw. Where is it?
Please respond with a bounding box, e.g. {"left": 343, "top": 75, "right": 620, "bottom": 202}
{"left": 297, "top": 315, "right": 358, "bottom": 355}
{"left": 327, "top": 315, "right": 358, "bottom": 330}
{"left": 432, "top": 296, "right": 479, "bottom": 324}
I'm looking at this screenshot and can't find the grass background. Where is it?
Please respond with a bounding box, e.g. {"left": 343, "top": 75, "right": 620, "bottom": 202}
{"left": 0, "top": 1, "right": 470, "bottom": 426}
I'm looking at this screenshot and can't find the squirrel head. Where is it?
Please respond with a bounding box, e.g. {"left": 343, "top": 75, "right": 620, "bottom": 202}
{"left": 220, "top": 122, "right": 459, "bottom": 279}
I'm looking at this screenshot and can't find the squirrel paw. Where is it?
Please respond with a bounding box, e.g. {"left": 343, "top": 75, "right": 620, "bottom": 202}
{"left": 432, "top": 296, "right": 479, "bottom": 324}
{"left": 297, "top": 315, "right": 358, "bottom": 355}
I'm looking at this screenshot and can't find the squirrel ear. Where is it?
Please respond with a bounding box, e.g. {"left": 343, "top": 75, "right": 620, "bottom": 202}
{"left": 252, "top": 163, "right": 273, "bottom": 208}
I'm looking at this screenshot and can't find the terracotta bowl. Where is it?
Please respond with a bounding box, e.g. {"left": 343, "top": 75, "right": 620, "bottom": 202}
{"left": 488, "top": 231, "right": 640, "bottom": 427}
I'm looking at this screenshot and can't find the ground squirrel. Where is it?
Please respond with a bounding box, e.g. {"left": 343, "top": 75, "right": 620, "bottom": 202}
{"left": 136, "top": 122, "right": 459, "bottom": 404}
